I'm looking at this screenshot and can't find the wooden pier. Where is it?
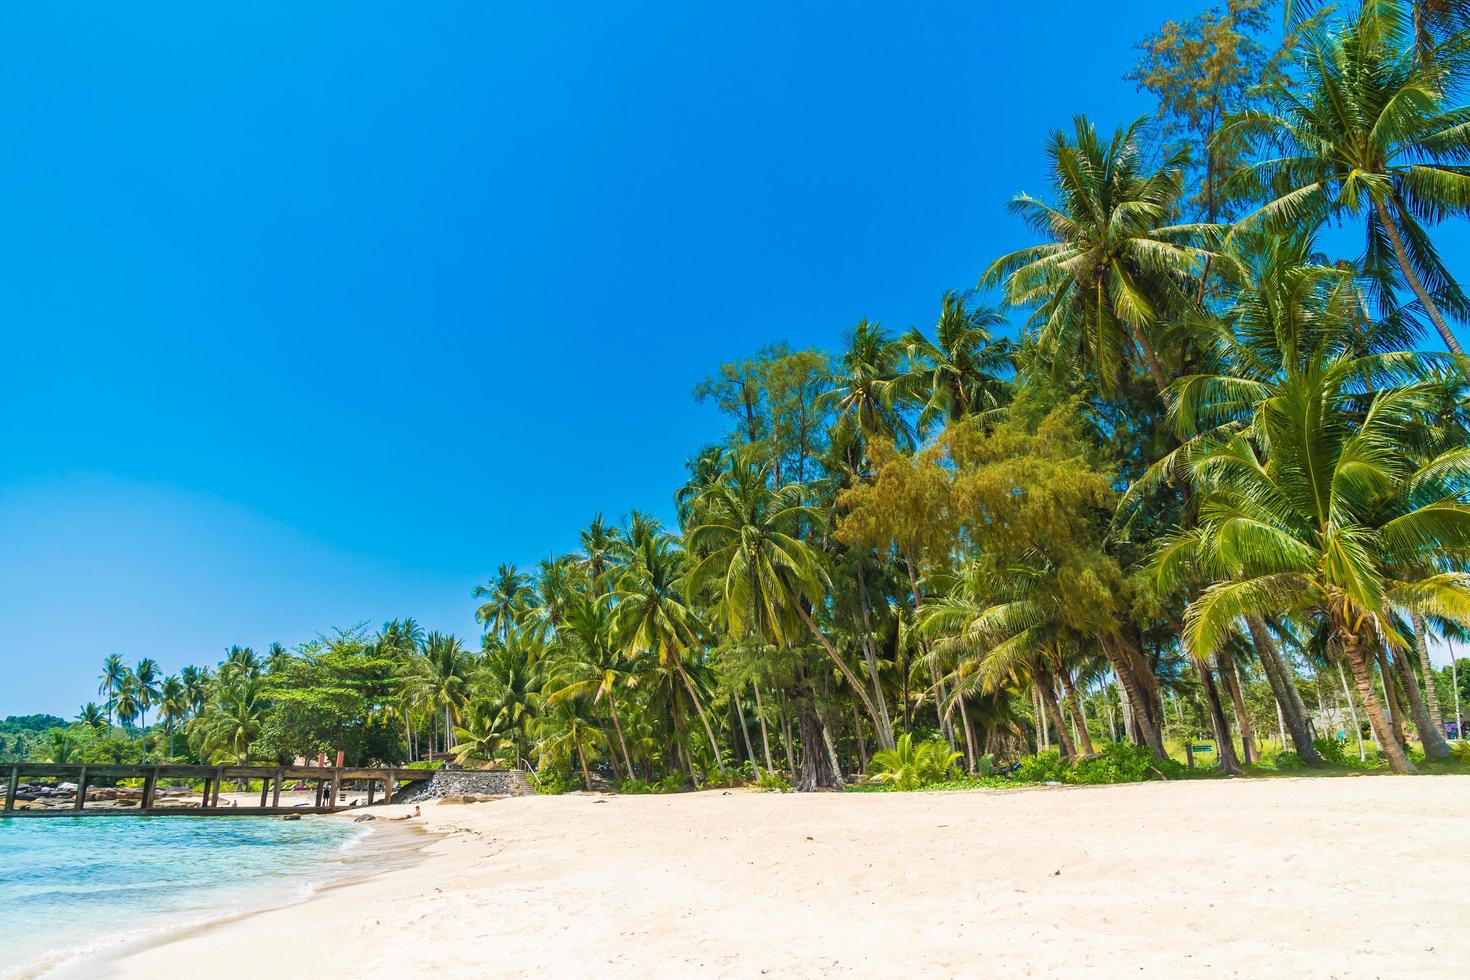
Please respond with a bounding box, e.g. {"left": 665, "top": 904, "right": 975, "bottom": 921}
{"left": 2, "top": 763, "right": 434, "bottom": 817}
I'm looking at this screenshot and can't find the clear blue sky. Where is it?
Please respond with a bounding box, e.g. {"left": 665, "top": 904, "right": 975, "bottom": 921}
{"left": 2, "top": 3, "right": 1464, "bottom": 717}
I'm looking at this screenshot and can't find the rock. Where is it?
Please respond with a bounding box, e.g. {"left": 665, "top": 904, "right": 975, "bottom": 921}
{"left": 280, "top": 813, "right": 301, "bottom": 821}
{"left": 353, "top": 814, "right": 376, "bottom": 822}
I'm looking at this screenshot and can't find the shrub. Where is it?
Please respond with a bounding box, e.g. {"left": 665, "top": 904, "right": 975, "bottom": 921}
{"left": 534, "top": 771, "right": 576, "bottom": 795}
{"left": 1313, "top": 736, "right": 1352, "bottom": 766}
{"left": 618, "top": 778, "right": 653, "bottom": 795}
{"left": 1063, "top": 742, "right": 1160, "bottom": 785}
{"left": 756, "top": 770, "right": 791, "bottom": 792}
{"left": 869, "top": 734, "right": 962, "bottom": 790}
{"left": 1015, "top": 749, "right": 1066, "bottom": 783}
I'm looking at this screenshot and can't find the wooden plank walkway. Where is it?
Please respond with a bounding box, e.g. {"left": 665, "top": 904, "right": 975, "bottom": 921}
{"left": 3, "top": 763, "right": 435, "bottom": 817}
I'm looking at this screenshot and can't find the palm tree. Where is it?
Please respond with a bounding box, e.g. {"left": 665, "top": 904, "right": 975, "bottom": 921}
{"left": 685, "top": 452, "right": 893, "bottom": 756}
{"left": 219, "top": 646, "right": 262, "bottom": 683}
{"left": 180, "top": 665, "right": 210, "bottom": 716}
{"left": 449, "top": 700, "right": 511, "bottom": 766}
{"left": 893, "top": 291, "right": 1013, "bottom": 435}
{"left": 76, "top": 702, "right": 106, "bottom": 730}
{"left": 158, "top": 675, "right": 188, "bottom": 757}
{"left": 983, "top": 115, "right": 1219, "bottom": 393}
{"left": 544, "top": 593, "right": 638, "bottom": 777}
{"left": 415, "top": 632, "right": 472, "bottom": 756}
{"left": 537, "top": 700, "right": 607, "bottom": 790}
{"left": 579, "top": 514, "right": 622, "bottom": 590}
{"left": 474, "top": 564, "right": 534, "bottom": 640}
{"left": 98, "top": 653, "right": 127, "bottom": 728}
{"left": 1161, "top": 348, "right": 1470, "bottom": 773}
{"left": 821, "top": 319, "right": 913, "bottom": 457}
{"left": 611, "top": 529, "right": 724, "bottom": 766}
{"left": 1226, "top": 4, "right": 1470, "bottom": 354}
{"left": 195, "top": 676, "right": 264, "bottom": 765}
{"left": 476, "top": 631, "right": 545, "bottom": 766}
{"left": 114, "top": 672, "right": 141, "bottom": 731}
{"left": 133, "top": 658, "right": 161, "bottom": 729}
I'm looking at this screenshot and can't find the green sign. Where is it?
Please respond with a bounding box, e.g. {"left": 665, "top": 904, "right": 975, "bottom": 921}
{"left": 1190, "top": 744, "right": 1213, "bottom": 753}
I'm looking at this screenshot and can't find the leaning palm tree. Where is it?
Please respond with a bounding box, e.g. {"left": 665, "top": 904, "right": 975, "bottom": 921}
{"left": 983, "top": 115, "right": 1220, "bottom": 393}
{"left": 892, "top": 291, "right": 1013, "bottom": 435}
{"left": 1225, "top": 3, "right": 1470, "bottom": 354}
{"left": 417, "top": 632, "right": 472, "bottom": 756}
{"left": 114, "top": 672, "right": 141, "bottom": 731}
{"left": 1159, "top": 350, "right": 1470, "bottom": 773}
{"left": 685, "top": 452, "right": 893, "bottom": 750}
{"left": 98, "top": 653, "right": 127, "bottom": 728}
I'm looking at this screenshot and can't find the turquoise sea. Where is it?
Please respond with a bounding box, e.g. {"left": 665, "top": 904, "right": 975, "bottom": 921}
{"left": 0, "top": 816, "right": 373, "bottom": 977}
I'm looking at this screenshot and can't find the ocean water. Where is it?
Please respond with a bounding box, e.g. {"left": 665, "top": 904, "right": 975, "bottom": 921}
{"left": 0, "top": 816, "right": 373, "bottom": 977}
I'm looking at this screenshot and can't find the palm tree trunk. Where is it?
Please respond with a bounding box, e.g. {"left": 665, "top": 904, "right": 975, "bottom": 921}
{"left": 779, "top": 691, "right": 796, "bottom": 774}
{"left": 1413, "top": 613, "right": 1445, "bottom": 730}
{"left": 1199, "top": 662, "right": 1242, "bottom": 775}
{"left": 1375, "top": 645, "right": 1409, "bottom": 749}
{"left": 734, "top": 693, "right": 761, "bottom": 776}
{"left": 902, "top": 559, "right": 956, "bottom": 749}
{"left": 1218, "top": 649, "right": 1255, "bottom": 765}
{"left": 1338, "top": 659, "right": 1367, "bottom": 761}
{"left": 607, "top": 692, "right": 635, "bottom": 779}
{"left": 1373, "top": 197, "right": 1465, "bottom": 355}
{"left": 752, "top": 684, "right": 775, "bottom": 772}
{"left": 957, "top": 695, "right": 978, "bottom": 772}
{"left": 575, "top": 737, "right": 592, "bottom": 791}
{"left": 1058, "top": 670, "right": 1096, "bottom": 755}
{"left": 794, "top": 670, "right": 840, "bottom": 792}
{"left": 1037, "top": 674, "right": 1076, "bottom": 758}
{"left": 676, "top": 664, "right": 724, "bottom": 772}
{"left": 1245, "top": 616, "right": 1323, "bottom": 763}
{"left": 1390, "top": 641, "right": 1450, "bottom": 759}
{"left": 784, "top": 582, "right": 888, "bottom": 736}
{"left": 854, "top": 563, "right": 897, "bottom": 750}
{"left": 1341, "top": 627, "right": 1417, "bottom": 773}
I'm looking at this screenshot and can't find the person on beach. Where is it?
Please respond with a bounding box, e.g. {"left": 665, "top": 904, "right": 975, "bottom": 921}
{"left": 390, "top": 806, "right": 420, "bottom": 821}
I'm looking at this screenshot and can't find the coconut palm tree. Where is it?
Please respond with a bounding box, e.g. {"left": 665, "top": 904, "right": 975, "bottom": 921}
{"left": 415, "top": 632, "right": 472, "bottom": 756}
{"left": 1225, "top": 3, "right": 1470, "bottom": 354}
{"left": 114, "top": 672, "right": 141, "bottom": 731}
{"left": 180, "top": 665, "right": 210, "bottom": 716}
{"left": 685, "top": 452, "right": 893, "bottom": 758}
{"left": 133, "top": 658, "right": 161, "bottom": 729}
{"left": 821, "top": 319, "right": 913, "bottom": 456}
{"left": 195, "top": 676, "right": 264, "bottom": 765}
{"left": 611, "top": 528, "right": 724, "bottom": 766}
{"left": 893, "top": 291, "right": 1013, "bottom": 435}
{"left": 543, "top": 593, "right": 638, "bottom": 777}
{"left": 475, "top": 631, "right": 545, "bottom": 767}
{"left": 474, "top": 564, "right": 534, "bottom": 640}
{"left": 76, "top": 702, "right": 106, "bottom": 730}
{"left": 158, "top": 675, "right": 188, "bottom": 757}
{"left": 536, "top": 700, "right": 607, "bottom": 790}
{"left": 1160, "top": 347, "right": 1470, "bottom": 773}
{"left": 98, "top": 653, "right": 127, "bottom": 728}
{"left": 219, "top": 646, "right": 262, "bottom": 683}
{"left": 983, "top": 115, "right": 1220, "bottom": 394}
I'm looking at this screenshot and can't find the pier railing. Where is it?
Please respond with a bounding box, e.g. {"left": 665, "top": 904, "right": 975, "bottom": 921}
{"left": 2, "top": 763, "right": 434, "bottom": 817}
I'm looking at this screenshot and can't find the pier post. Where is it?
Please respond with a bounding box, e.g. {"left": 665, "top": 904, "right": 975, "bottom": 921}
{"left": 6, "top": 764, "right": 19, "bottom": 812}
{"left": 212, "top": 768, "right": 223, "bottom": 807}
{"left": 329, "top": 769, "right": 342, "bottom": 810}
{"left": 142, "top": 767, "right": 158, "bottom": 810}
{"left": 384, "top": 769, "right": 396, "bottom": 805}
{"left": 259, "top": 776, "right": 269, "bottom": 808}
{"left": 73, "top": 765, "right": 88, "bottom": 811}
{"left": 272, "top": 768, "right": 282, "bottom": 807}
{"left": 199, "top": 775, "right": 211, "bottom": 810}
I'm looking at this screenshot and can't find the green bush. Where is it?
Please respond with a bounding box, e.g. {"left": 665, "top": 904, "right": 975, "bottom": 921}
{"left": 1063, "top": 742, "right": 1165, "bottom": 785}
{"left": 1313, "top": 736, "right": 1352, "bottom": 766}
{"left": 1016, "top": 749, "right": 1066, "bottom": 783}
{"left": 618, "top": 778, "right": 653, "bottom": 795}
{"left": 756, "top": 770, "right": 791, "bottom": 791}
{"left": 869, "top": 734, "right": 962, "bottom": 790}
{"left": 534, "top": 771, "right": 576, "bottom": 795}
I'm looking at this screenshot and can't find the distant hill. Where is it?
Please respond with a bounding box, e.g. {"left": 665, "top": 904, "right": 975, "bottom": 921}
{"left": 0, "top": 714, "right": 67, "bottom": 733}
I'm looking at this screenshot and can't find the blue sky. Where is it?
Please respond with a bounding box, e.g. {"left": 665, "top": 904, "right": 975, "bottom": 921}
{"left": 2, "top": 3, "right": 1465, "bottom": 716}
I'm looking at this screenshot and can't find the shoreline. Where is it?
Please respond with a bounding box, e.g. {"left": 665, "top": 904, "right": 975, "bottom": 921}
{"left": 29, "top": 815, "right": 432, "bottom": 980}
{"left": 64, "top": 775, "right": 1470, "bottom": 978}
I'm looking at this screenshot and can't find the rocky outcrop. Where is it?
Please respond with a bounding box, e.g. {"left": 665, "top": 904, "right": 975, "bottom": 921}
{"left": 394, "top": 769, "right": 533, "bottom": 803}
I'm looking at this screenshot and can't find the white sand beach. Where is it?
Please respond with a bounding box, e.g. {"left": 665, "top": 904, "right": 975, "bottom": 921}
{"left": 96, "top": 776, "right": 1470, "bottom": 978}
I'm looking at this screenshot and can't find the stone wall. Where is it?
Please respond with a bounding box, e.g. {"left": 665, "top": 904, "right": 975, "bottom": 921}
{"left": 396, "top": 769, "right": 532, "bottom": 802}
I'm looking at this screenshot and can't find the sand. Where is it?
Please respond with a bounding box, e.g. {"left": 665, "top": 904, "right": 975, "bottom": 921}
{"left": 93, "top": 776, "right": 1470, "bottom": 978}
